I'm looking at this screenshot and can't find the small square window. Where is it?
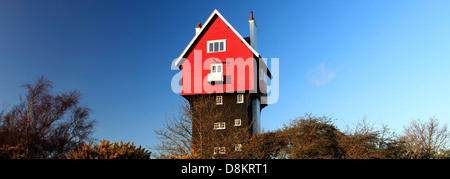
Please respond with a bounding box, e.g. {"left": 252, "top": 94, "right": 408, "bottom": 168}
{"left": 235, "top": 144, "right": 242, "bottom": 152}
{"left": 219, "top": 147, "right": 226, "bottom": 154}
{"left": 214, "top": 122, "right": 226, "bottom": 130}
{"left": 216, "top": 95, "right": 223, "bottom": 105}
{"left": 237, "top": 94, "right": 244, "bottom": 104}
{"left": 214, "top": 147, "right": 226, "bottom": 154}
{"left": 235, "top": 119, "right": 241, "bottom": 126}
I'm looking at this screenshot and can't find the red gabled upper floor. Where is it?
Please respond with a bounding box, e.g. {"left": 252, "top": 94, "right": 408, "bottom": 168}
{"left": 174, "top": 10, "right": 271, "bottom": 96}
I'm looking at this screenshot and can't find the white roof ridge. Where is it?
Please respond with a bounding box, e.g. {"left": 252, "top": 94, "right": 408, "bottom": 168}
{"left": 174, "top": 9, "right": 260, "bottom": 67}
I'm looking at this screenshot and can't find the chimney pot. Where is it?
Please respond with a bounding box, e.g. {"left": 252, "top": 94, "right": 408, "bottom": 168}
{"left": 195, "top": 22, "right": 202, "bottom": 35}
{"left": 249, "top": 11, "right": 257, "bottom": 50}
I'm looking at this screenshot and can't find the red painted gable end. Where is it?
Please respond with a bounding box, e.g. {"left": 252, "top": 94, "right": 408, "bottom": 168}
{"left": 180, "top": 15, "right": 255, "bottom": 95}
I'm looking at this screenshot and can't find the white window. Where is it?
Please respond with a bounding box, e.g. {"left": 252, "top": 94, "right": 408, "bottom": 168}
{"left": 208, "top": 63, "right": 224, "bottom": 82}
{"left": 207, "top": 39, "right": 226, "bottom": 53}
{"left": 235, "top": 119, "right": 241, "bottom": 126}
{"left": 237, "top": 94, "right": 244, "bottom": 103}
{"left": 235, "top": 144, "right": 242, "bottom": 151}
{"left": 214, "top": 147, "right": 226, "bottom": 154}
{"left": 216, "top": 95, "right": 223, "bottom": 105}
{"left": 211, "top": 64, "right": 222, "bottom": 74}
{"left": 214, "top": 122, "right": 226, "bottom": 130}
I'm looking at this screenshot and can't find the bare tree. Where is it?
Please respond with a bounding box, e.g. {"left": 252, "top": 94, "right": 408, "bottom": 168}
{"left": 153, "top": 98, "right": 192, "bottom": 158}
{"left": 0, "top": 76, "right": 96, "bottom": 158}
{"left": 339, "top": 118, "right": 381, "bottom": 159}
{"left": 339, "top": 118, "right": 404, "bottom": 159}
{"left": 278, "top": 114, "right": 342, "bottom": 159}
{"left": 401, "top": 117, "right": 450, "bottom": 159}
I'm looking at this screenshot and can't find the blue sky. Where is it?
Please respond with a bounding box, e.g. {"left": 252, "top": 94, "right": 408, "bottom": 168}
{"left": 1, "top": 0, "right": 450, "bottom": 149}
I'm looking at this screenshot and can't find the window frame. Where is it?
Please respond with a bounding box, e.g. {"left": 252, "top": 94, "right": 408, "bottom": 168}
{"left": 207, "top": 39, "right": 227, "bottom": 53}
{"left": 235, "top": 144, "right": 242, "bottom": 152}
{"left": 235, "top": 119, "right": 241, "bottom": 126}
{"left": 237, "top": 94, "right": 244, "bottom": 104}
{"left": 214, "top": 147, "right": 226, "bottom": 154}
{"left": 211, "top": 63, "right": 223, "bottom": 74}
{"left": 214, "top": 122, "right": 226, "bottom": 130}
{"left": 216, "top": 95, "right": 223, "bottom": 105}
{"left": 219, "top": 147, "right": 226, "bottom": 154}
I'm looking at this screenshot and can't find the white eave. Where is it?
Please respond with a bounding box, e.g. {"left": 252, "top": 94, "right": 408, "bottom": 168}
{"left": 174, "top": 9, "right": 261, "bottom": 68}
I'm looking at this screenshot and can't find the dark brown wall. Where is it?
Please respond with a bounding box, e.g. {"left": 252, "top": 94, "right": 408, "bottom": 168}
{"left": 218, "top": 93, "right": 252, "bottom": 130}
{"left": 185, "top": 93, "right": 254, "bottom": 156}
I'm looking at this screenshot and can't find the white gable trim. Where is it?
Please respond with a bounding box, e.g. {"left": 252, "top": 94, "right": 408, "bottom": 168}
{"left": 174, "top": 9, "right": 260, "bottom": 67}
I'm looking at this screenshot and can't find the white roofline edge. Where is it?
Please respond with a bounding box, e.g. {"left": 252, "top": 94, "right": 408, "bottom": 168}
{"left": 174, "top": 9, "right": 261, "bottom": 67}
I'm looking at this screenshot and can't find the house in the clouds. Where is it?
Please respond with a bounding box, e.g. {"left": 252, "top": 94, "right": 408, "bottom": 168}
{"left": 174, "top": 9, "right": 272, "bottom": 155}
